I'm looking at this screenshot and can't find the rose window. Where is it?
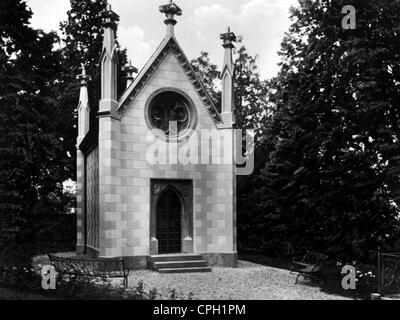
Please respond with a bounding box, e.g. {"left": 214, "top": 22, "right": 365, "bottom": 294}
{"left": 149, "top": 92, "right": 190, "bottom": 137}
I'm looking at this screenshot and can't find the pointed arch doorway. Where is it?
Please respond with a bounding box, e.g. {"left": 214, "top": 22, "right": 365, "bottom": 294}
{"left": 150, "top": 180, "right": 193, "bottom": 255}
{"left": 156, "top": 189, "right": 181, "bottom": 253}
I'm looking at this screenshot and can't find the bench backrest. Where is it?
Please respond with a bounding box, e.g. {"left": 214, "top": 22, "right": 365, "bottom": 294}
{"left": 48, "top": 254, "right": 126, "bottom": 277}
{"left": 303, "top": 251, "right": 328, "bottom": 266}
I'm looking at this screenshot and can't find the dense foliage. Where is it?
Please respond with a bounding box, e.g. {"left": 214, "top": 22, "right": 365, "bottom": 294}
{"left": 0, "top": 0, "right": 68, "bottom": 248}
{"left": 248, "top": 0, "right": 400, "bottom": 261}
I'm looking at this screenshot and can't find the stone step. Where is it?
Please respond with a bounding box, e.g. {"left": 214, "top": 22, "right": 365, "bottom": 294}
{"left": 158, "top": 266, "right": 212, "bottom": 274}
{"left": 148, "top": 254, "right": 211, "bottom": 273}
{"left": 153, "top": 260, "right": 208, "bottom": 269}
{"left": 149, "top": 253, "right": 204, "bottom": 262}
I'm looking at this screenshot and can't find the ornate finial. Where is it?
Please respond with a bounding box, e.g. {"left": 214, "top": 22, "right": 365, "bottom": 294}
{"left": 125, "top": 60, "right": 138, "bottom": 77}
{"left": 77, "top": 64, "right": 91, "bottom": 86}
{"left": 124, "top": 60, "right": 138, "bottom": 87}
{"left": 220, "top": 26, "right": 236, "bottom": 49}
{"left": 159, "top": 1, "right": 182, "bottom": 35}
{"left": 102, "top": 4, "right": 120, "bottom": 30}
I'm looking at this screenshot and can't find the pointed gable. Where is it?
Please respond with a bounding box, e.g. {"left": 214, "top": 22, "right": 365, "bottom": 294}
{"left": 117, "top": 35, "right": 222, "bottom": 125}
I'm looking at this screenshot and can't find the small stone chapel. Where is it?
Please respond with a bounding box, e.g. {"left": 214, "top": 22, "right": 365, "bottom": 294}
{"left": 76, "top": 1, "right": 238, "bottom": 271}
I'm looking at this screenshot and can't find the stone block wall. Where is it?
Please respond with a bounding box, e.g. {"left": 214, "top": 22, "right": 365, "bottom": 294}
{"left": 96, "top": 51, "right": 236, "bottom": 266}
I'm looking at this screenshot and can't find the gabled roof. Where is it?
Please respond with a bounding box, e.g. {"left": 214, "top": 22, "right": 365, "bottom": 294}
{"left": 117, "top": 35, "right": 222, "bottom": 124}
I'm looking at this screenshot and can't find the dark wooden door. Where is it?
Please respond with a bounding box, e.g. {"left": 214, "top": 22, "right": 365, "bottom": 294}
{"left": 156, "top": 189, "right": 182, "bottom": 254}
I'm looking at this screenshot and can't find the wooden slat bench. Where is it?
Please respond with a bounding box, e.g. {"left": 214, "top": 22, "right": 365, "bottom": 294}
{"left": 48, "top": 254, "right": 130, "bottom": 288}
{"left": 291, "top": 251, "right": 328, "bottom": 284}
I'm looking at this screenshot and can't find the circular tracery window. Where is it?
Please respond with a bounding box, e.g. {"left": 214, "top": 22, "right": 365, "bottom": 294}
{"left": 148, "top": 92, "right": 193, "bottom": 138}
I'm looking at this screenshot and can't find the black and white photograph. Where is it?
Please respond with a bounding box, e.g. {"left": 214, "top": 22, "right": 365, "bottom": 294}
{"left": 0, "top": 0, "right": 399, "bottom": 309}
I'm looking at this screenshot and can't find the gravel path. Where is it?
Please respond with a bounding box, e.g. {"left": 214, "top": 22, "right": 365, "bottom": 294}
{"left": 124, "top": 260, "right": 350, "bottom": 300}
{"left": 32, "top": 254, "right": 349, "bottom": 299}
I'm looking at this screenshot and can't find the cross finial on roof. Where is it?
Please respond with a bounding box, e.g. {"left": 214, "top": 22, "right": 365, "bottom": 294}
{"left": 124, "top": 60, "right": 138, "bottom": 77}
{"left": 124, "top": 60, "right": 138, "bottom": 89}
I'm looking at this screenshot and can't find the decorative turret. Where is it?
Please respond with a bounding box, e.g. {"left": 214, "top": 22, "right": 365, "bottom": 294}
{"left": 159, "top": 0, "right": 182, "bottom": 36}
{"left": 99, "top": 4, "right": 119, "bottom": 116}
{"left": 124, "top": 60, "right": 138, "bottom": 89}
{"left": 220, "top": 27, "right": 236, "bottom": 127}
{"left": 77, "top": 64, "right": 91, "bottom": 142}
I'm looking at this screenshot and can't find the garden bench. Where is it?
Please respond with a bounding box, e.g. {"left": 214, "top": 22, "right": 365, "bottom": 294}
{"left": 375, "top": 250, "right": 400, "bottom": 299}
{"left": 48, "top": 254, "right": 129, "bottom": 288}
{"left": 291, "top": 251, "right": 328, "bottom": 284}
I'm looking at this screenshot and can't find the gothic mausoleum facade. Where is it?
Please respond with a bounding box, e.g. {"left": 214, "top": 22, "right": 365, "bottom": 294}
{"left": 76, "top": 2, "right": 238, "bottom": 269}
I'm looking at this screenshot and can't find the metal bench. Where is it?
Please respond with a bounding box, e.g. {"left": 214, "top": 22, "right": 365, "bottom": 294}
{"left": 48, "top": 254, "right": 129, "bottom": 288}
{"left": 291, "top": 251, "right": 328, "bottom": 284}
{"left": 376, "top": 249, "right": 400, "bottom": 299}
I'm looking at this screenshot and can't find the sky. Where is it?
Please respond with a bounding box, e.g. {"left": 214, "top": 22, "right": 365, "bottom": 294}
{"left": 26, "top": 0, "right": 298, "bottom": 80}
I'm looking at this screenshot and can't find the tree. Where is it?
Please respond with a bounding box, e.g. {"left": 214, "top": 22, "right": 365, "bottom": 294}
{"left": 0, "top": 0, "right": 66, "bottom": 248}
{"left": 257, "top": 0, "right": 400, "bottom": 261}
{"left": 233, "top": 38, "right": 270, "bottom": 136}
{"left": 191, "top": 51, "right": 221, "bottom": 111}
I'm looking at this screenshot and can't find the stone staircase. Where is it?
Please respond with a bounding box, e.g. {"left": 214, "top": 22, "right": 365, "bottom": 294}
{"left": 149, "top": 253, "right": 211, "bottom": 273}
